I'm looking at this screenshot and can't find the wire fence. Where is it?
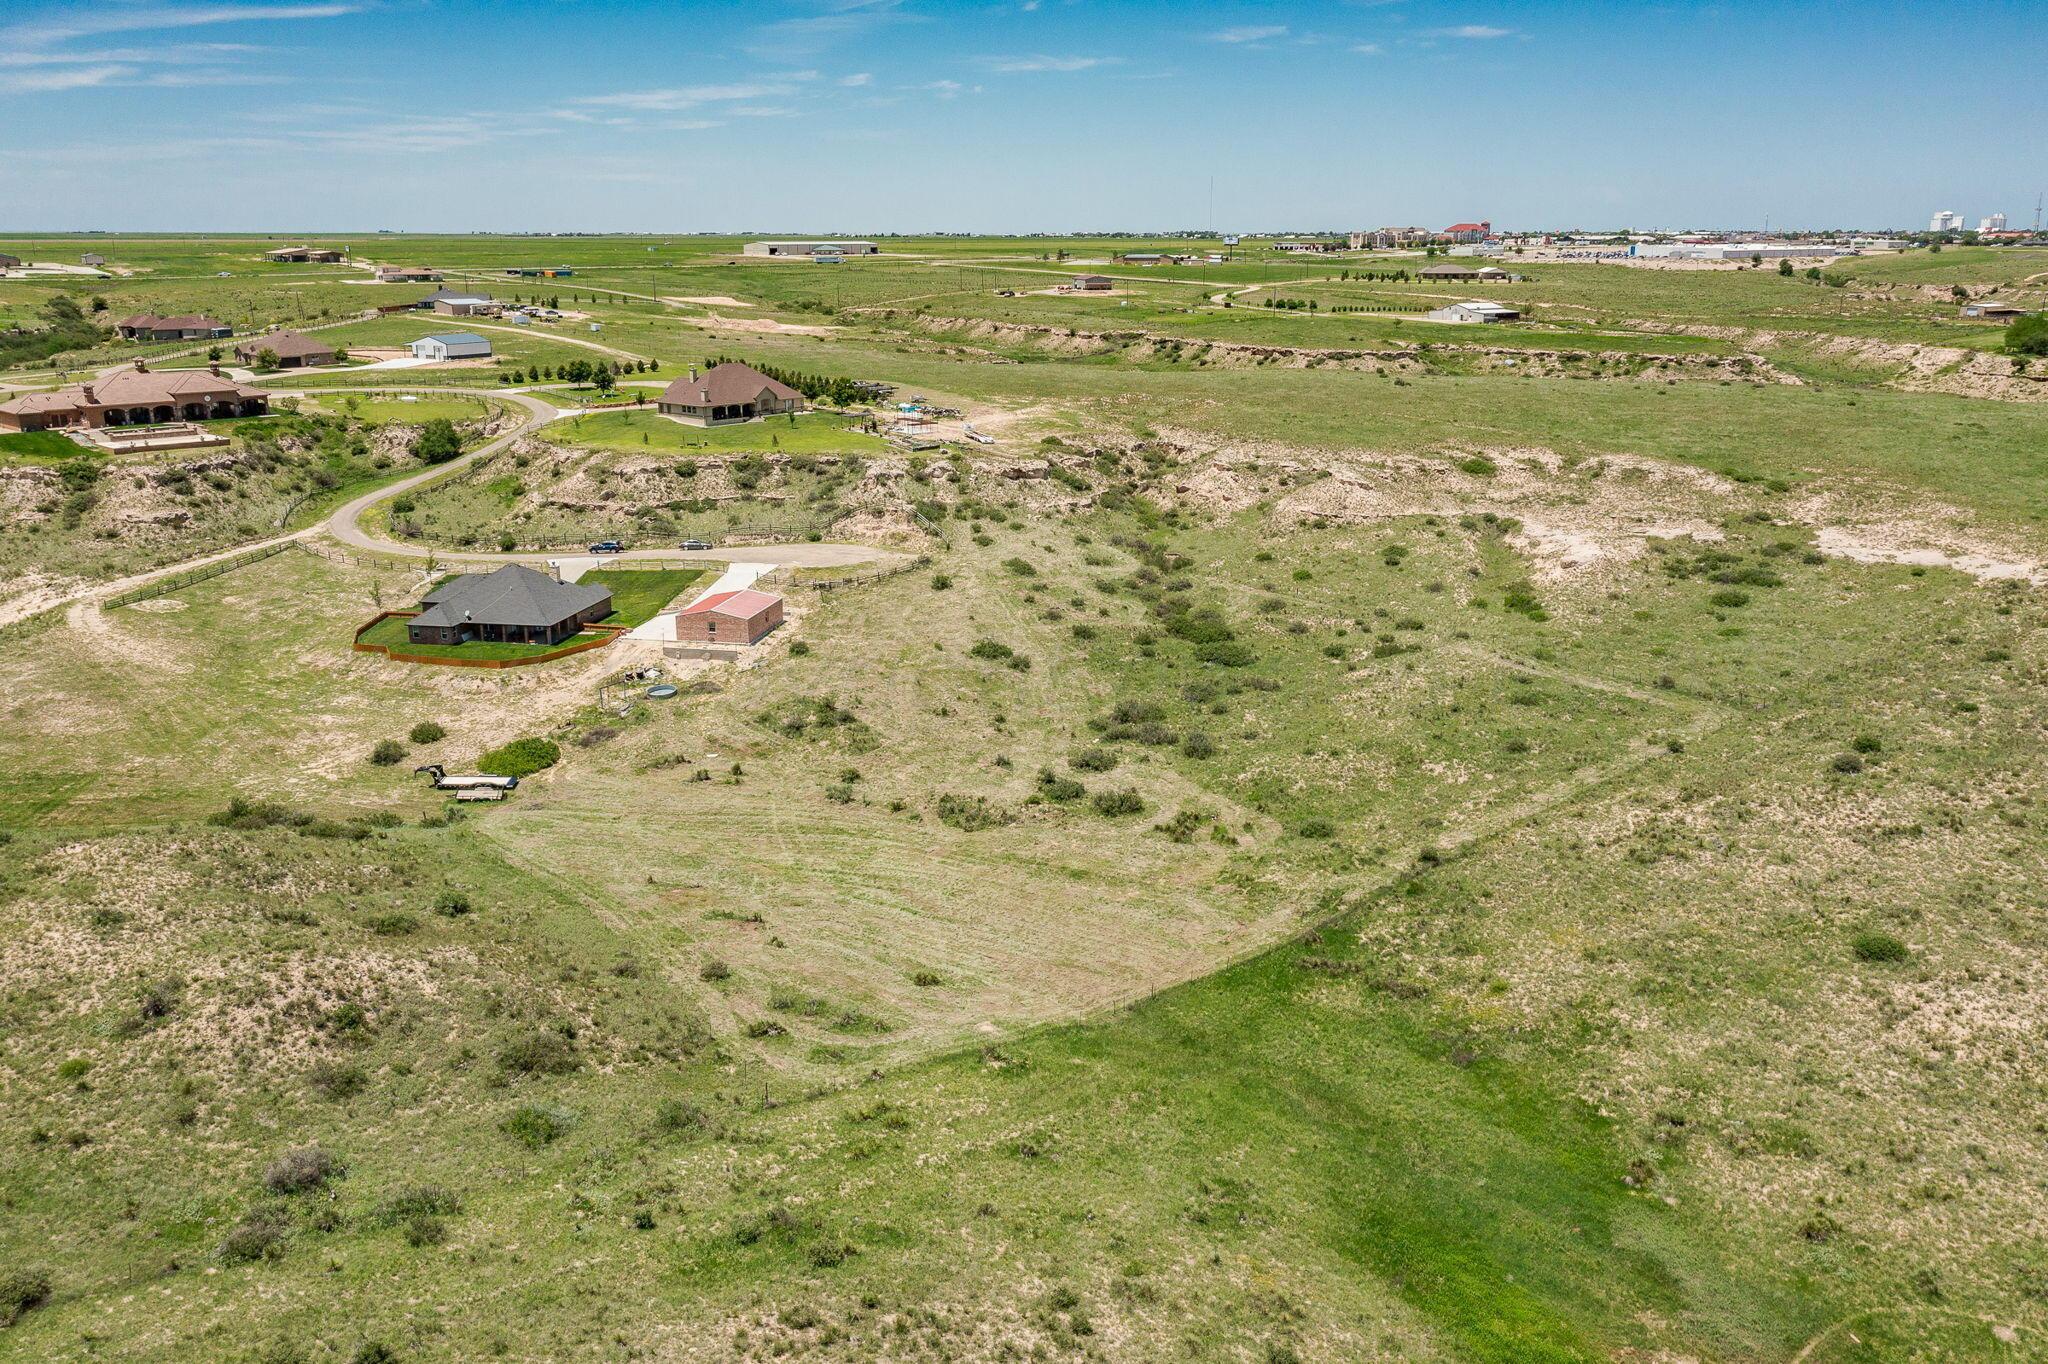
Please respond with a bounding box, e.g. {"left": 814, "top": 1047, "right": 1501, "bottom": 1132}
{"left": 101, "top": 539, "right": 296, "bottom": 609}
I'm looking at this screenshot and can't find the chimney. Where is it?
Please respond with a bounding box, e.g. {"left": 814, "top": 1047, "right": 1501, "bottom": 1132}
{"left": 209, "top": 361, "right": 222, "bottom": 377}
{"left": 688, "top": 366, "right": 697, "bottom": 381}
{"left": 81, "top": 383, "right": 96, "bottom": 404}
{"left": 133, "top": 358, "right": 148, "bottom": 373}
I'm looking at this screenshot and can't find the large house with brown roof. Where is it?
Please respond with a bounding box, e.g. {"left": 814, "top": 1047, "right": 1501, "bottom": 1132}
{"left": 234, "top": 330, "right": 337, "bottom": 369}
{"left": 0, "top": 253, "right": 21, "bottom": 269}
{"left": 114, "top": 313, "right": 233, "bottom": 341}
{"left": 656, "top": 362, "right": 804, "bottom": 427}
{"left": 0, "top": 361, "right": 268, "bottom": 433}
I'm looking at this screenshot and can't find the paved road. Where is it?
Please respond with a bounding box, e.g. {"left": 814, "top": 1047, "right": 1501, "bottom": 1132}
{"left": 0, "top": 383, "right": 894, "bottom": 630}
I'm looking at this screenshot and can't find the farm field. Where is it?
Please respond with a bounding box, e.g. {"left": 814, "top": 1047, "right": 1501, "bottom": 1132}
{"left": 1, "top": 230, "right": 2045, "bottom": 1364}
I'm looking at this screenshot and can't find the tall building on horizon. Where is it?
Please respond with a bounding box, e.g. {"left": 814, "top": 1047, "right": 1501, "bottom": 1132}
{"left": 1979, "top": 212, "right": 2007, "bottom": 232}
{"left": 1930, "top": 209, "right": 1964, "bottom": 232}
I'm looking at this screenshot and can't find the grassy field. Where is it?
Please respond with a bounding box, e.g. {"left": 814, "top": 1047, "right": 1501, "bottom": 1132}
{"left": 1, "top": 233, "right": 2044, "bottom": 1363}
{"left": 580, "top": 565, "right": 708, "bottom": 625}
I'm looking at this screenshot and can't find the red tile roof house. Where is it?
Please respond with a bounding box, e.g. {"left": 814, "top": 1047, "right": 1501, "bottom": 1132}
{"left": 672, "top": 589, "right": 784, "bottom": 645}
{"left": 656, "top": 362, "right": 804, "bottom": 427}
{"left": 234, "top": 330, "right": 337, "bottom": 368}
{"left": 0, "top": 362, "right": 267, "bottom": 432}
{"left": 114, "top": 313, "right": 233, "bottom": 341}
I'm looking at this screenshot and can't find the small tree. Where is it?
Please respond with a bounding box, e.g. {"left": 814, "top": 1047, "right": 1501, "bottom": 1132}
{"left": 2007, "top": 313, "right": 2048, "bottom": 357}
{"left": 1777, "top": 259, "right": 1794, "bottom": 277}
{"left": 592, "top": 369, "right": 615, "bottom": 395}
{"left": 411, "top": 418, "right": 461, "bottom": 464}
{"left": 255, "top": 347, "right": 280, "bottom": 371}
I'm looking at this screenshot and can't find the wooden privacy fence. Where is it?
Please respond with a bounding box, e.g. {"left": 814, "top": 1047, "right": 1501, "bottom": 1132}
{"left": 102, "top": 539, "right": 296, "bottom": 609}
{"left": 352, "top": 611, "right": 626, "bottom": 669}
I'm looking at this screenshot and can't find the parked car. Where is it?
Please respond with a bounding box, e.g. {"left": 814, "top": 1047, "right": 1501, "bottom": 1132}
{"left": 588, "top": 540, "right": 625, "bottom": 554}
{"left": 679, "top": 539, "right": 714, "bottom": 551}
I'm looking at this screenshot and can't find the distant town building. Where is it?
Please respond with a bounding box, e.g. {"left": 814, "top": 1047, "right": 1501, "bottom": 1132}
{"left": 1929, "top": 210, "right": 1964, "bottom": 232}
{"left": 409, "top": 331, "right": 492, "bottom": 361}
{"left": 742, "top": 240, "right": 878, "bottom": 257}
{"left": 1426, "top": 300, "right": 1522, "bottom": 324}
{"left": 0, "top": 361, "right": 267, "bottom": 432}
{"left": 1850, "top": 237, "right": 1913, "bottom": 251}
{"left": 1443, "top": 221, "right": 1493, "bottom": 243}
{"left": 1979, "top": 213, "right": 2007, "bottom": 233}
{"left": 113, "top": 313, "right": 233, "bottom": 341}
{"left": 264, "top": 245, "right": 347, "bottom": 263}
{"left": 1353, "top": 228, "right": 1429, "bottom": 249}
{"left": 656, "top": 362, "right": 804, "bottom": 426}
{"left": 234, "top": 330, "right": 336, "bottom": 368}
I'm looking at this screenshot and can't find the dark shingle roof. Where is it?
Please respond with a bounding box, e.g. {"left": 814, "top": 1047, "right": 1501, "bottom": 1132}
{"left": 413, "top": 564, "right": 610, "bottom": 631}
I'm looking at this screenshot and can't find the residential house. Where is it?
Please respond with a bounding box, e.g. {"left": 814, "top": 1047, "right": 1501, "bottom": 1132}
{"left": 80, "top": 252, "right": 106, "bottom": 267}
{"left": 0, "top": 361, "right": 267, "bottom": 432}
{"left": 376, "top": 265, "right": 443, "bottom": 282}
{"left": 0, "top": 254, "right": 21, "bottom": 269}
{"left": 406, "top": 564, "right": 613, "bottom": 648}
{"left": 656, "top": 362, "right": 804, "bottom": 426}
{"left": 1071, "top": 274, "right": 1113, "bottom": 291}
{"left": 409, "top": 332, "right": 493, "bottom": 361}
{"left": 264, "top": 245, "right": 346, "bottom": 263}
{"left": 420, "top": 288, "right": 497, "bottom": 317}
{"left": 672, "top": 589, "right": 784, "bottom": 645}
{"left": 1961, "top": 300, "right": 2029, "bottom": 320}
{"left": 234, "top": 330, "right": 337, "bottom": 368}
{"left": 1418, "top": 262, "right": 1484, "bottom": 281}
{"left": 114, "top": 313, "right": 233, "bottom": 341}
{"left": 1425, "top": 300, "right": 1522, "bottom": 324}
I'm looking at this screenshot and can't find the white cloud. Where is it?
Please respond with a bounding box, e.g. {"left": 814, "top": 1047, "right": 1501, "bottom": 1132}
{"left": 1, "top": 4, "right": 358, "bottom": 47}
{"left": 1430, "top": 24, "right": 1515, "bottom": 39}
{"left": 1349, "top": 42, "right": 1384, "bottom": 55}
{"left": 573, "top": 83, "right": 798, "bottom": 111}
{"left": 0, "top": 64, "right": 134, "bottom": 93}
{"left": 840, "top": 71, "right": 873, "bottom": 86}
{"left": 984, "top": 54, "right": 1120, "bottom": 72}
{"left": 927, "top": 79, "right": 963, "bottom": 98}
{"left": 1210, "top": 25, "right": 1288, "bottom": 43}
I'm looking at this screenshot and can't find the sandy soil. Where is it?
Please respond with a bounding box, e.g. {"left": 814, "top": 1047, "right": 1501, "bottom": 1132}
{"left": 667, "top": 295, "right": 753, "bottom": 308}
{"left": 685, "top": 313, "right": 838, "bottom": 337}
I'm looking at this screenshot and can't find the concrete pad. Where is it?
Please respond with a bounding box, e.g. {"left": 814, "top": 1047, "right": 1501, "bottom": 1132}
{"left": 628, "top": 561, "right": 772, "bottom": 641}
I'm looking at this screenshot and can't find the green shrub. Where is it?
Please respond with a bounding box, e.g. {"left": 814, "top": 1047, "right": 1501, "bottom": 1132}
{"left": 496, "top": 1031, "right": 579, "bottom": 1076}
{"left": 1852, "top": 931, "right": 1908, "bottom": 963}
{"left": 936, "top": 793, "right": 1014, "bottom": 831}
{"left": 2007, "top": 312, "right": 2048, "bottom": 357}
{"left": 1194, "top": 640, "right": 1255, "bottom": 667}
{"left": 264, "top": 1144, "right": 344, "bottom": 1194}
{"left": 408, "top": 721, "right": 446, "bottom": 744}
{"left": 1708, "top": 589, "right": 1750, "bottom": 608}
{"left": 501, "top": 1103, "right": 576, "bottom": 1147}
{"left": 1071, "top": 747, "right": 1119, "bottom": 772}
{"left": 1090, "top": 788, "right": 1145, "bottom": 817}
{"left": 308, "top": 1061, "right": 367, "bottom": 1101}
{"left": 432, "top": 890, "right": 471, "bottom": 917}
{"left": 217, "top": 1209, "right": 290, "bottom": 1265}
{"left": 478, "top": 737, "right": 560, "bottom": 779}
{"left": 911, "top": 970, "right": 944, "bottom": 987}
{"left": 968, "top": 638, "right": 1015, "bottom": 661}
{"left": 1181, "top": 732, "right": 1216, "bottom": 759}
{"left": 369, "top": 739, "right": 406, "bottom": 766}
{"left": 1036, "top": 770, "right": 1085, "bottom": 802}
{"left": 0, "top": 1269, "right": 51, "bottom": 1326}
{"left": 1831, "top": 752, "right": 1864, "bottom": 773}
{"left": 1297, "top": 818, "right": 1337, "bottom": 839}
{"left": 411, "top": 418, "right": 462, "bottom": 465}
{"left": 699, "top": 958, "right": 731, "bottom": 982}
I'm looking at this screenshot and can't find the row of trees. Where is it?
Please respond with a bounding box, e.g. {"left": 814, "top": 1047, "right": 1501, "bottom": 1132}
{"left": 498, "top": 357, "right": 659, "bottom": 387}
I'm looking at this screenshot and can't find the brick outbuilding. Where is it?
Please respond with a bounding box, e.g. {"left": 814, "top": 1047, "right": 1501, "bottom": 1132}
{"left": 672, "top": 588, "right": 784, "bottom": 644}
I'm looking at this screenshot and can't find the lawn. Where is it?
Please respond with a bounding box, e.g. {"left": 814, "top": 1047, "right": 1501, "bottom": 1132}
{"left": 555, "top": 408, "right": 890, "bottom": 455}
{"left": 303, "top": 393, "right": 499, "bottom": 425}
{"left": 581, "top": 566, "right": 710, "bottom": 626}
{"left": 356, "top": 611, "right": 609, "bottom": 661}
{"left": 0, "top": 429, "right": 84, "bottom": 461}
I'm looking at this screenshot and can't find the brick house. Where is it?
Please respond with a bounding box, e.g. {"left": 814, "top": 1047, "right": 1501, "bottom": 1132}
{"left": 234, "top": 330, "right": 336, "bottom": 368}
{"left": 114, "top": 313, "right": 233, "bottom": 341}
{"left": 406, "top": 564, "right": 613, "bottom": 647}
{"left": 656, "top": 363, "right": 804, "bottom": 427}
{"left": 672, "top": 589, "right": 783, "bottom": 644}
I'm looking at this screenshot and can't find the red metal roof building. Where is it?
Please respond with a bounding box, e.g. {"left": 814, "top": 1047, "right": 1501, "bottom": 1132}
{"left": 672, "top": 588, "right": 784, "bottom": 644}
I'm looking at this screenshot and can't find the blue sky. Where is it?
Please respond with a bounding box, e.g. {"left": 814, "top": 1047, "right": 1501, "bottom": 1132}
{"left": 2, "top": 0, "right": 2043, "bottom": 233}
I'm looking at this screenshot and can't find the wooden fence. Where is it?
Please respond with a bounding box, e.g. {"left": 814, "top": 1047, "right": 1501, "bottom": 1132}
{"left": 800, "top": 555, "right": 931, "bottom": 593}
